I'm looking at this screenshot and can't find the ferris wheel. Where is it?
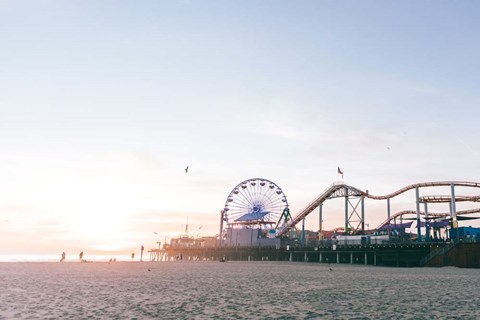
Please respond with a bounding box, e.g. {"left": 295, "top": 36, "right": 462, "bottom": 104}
{"left": 221, "top": 178, "right": 289, "bottom": 235}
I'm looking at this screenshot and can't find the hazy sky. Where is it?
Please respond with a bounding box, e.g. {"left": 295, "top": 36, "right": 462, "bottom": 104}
{"left": 1, "top": 1, "right": 479, "bottom": 256}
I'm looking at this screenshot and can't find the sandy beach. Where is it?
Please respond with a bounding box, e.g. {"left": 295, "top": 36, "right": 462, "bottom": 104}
{"left": 1, "top": 261, "right": 479, "bottom": 319}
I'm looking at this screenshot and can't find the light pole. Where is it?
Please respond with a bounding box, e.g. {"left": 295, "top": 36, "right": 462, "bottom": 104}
{"left": 153, "top": 232, "right": 160, "bottom": 261}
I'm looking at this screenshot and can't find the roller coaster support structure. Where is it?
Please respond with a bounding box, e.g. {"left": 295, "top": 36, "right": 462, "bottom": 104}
{"left": 301, "top": 218, "right": 305, "bottom": 246}
{"left": 344, "top": 192, "right": 365, "bottom": 234}
{"left": 450, "top": 183, "right": 457, "bottom": 226}
{"left": 387, "top": 198, "right": 391, "bottom": 237}
{"left": 318, "top": 203, "right": 323, "bottom": 240}
{"left": 450, "top": 183, "right": 458, "bottom": 240}
{"left": 424, "top": 202, "right": 429, "bottom": 241}
{"left": 416, "top": 187, "right": 421, "bottom": 242}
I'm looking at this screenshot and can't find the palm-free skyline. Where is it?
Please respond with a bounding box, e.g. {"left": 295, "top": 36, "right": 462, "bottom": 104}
{"left": 1, "top": 1, "right": 479, "bottom": 256}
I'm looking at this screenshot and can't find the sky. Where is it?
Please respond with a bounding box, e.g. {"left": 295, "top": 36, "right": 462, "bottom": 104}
{"left": 1, "top": 0, "right": 480, "bottom": 257}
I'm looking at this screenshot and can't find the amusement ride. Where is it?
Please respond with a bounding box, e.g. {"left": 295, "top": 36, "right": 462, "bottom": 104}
{"left": 220, "top": 178, "right": 480, "bottom": 245}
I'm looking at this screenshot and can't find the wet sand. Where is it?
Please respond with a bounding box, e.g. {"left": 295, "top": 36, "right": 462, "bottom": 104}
{"left": 1, "top": 261, "right": 479, "bottom": 319}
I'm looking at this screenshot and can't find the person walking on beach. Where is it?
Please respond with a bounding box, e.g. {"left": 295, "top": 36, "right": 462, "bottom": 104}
{"left": 60, "top": 252, "right": 66, "bottom": 262}
{"left": 140, "top": 245, "right": 144, "bottom": 262}
{"left": 79, "top": 251, "right": 84, "bottom": 262}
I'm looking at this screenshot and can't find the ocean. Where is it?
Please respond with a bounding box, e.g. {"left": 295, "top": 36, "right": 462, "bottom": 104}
{"left": 1, "top": 261, "right": 479, "bottom": 319}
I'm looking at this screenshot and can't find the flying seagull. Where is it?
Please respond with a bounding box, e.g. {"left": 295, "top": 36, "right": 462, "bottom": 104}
{"left": 185, "top": 166, "right": 189, "bottom": 173}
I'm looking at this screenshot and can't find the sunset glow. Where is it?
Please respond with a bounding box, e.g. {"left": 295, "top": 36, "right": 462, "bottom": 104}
{"left": 1, "top": 1, "right": 479, "bottom": 259}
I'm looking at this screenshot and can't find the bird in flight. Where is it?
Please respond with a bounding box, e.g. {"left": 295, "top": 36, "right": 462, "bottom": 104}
{"left": 185, "top": 166, "right": 189, "bottom": 173}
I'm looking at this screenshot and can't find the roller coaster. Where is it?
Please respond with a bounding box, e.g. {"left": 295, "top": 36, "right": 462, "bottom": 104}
{"left": 276, "top": 181, "right": 480, "bottom": 241}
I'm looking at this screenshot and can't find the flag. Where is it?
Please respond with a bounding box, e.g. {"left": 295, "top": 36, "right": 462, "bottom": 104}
{"left": 337, "top": 167, "right": 344, "bottom": 179}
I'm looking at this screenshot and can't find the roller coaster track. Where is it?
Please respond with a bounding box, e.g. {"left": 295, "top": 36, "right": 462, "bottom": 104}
{"left": 276, "top": 181, "right": 480, "bottom": 237}
{"left": 375, "top": 208, "right": 480, "bottom": 231}
{"left": 364, "top": 181, "right": 480, "bottom": 200}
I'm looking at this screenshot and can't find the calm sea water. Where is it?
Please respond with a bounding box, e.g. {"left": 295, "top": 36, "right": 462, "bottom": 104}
{"left": 0, "top": 254, "right": 134, "bottom": 262}
{"left": 1, "top": 261, "right": 479, "bottom": 319}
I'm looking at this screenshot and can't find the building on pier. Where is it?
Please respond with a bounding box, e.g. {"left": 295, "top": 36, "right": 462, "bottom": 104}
{"left": 449, "top": 226, "right": 480, "bottom": 240}
{"left": 169, "top": 235, "right": 218, "bottom": 248}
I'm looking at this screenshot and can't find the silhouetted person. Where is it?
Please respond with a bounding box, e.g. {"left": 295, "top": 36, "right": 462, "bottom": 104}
{"left": 140, "top": 245, "right": 144, "bottom": 262}
{"left": 131, "top": 253, "right": 135, "bottom": 261}
{"left": 79, "top": 251, "right": 84, "bottom": 262}
{"left": 60, "top": 252, "right": 66, "bottom": 262}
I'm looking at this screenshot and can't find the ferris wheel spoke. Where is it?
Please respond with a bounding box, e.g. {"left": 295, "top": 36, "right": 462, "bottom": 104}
{"left": 224, "top": 204, "right": 249, "bottom": 217}
{"left": 265, "top": 186, "right": 279, "bottom": 203}
{"left": 228, "top": 204, "right": 251, "bottom": 211}
{"left": 244, "top": 183, "right": 256, "bottom": 204}
{"left": 228, "top": 201, "right": 255, "bottom": 213}
{"left": 250, "top": 184, "right": 258, "bottom": 201}
{"left": 228, "top": 208, "right": 246, "bottom": 215}
{"left": 226, "top": 211, "right": 245, "bottom": 219}
{"left": 264, "top": 198, "right": 284, "bottom": 209}
{"left": 239, "top": 185, "right": 254, "bottom": 205}
{"left": 234, "top": 187, "right": 253, "bottom": 206}
{"left": 231, "top": 195, "right": 252, "bottom": 208}
{"left": 260, "top": 188, "right": 277, "bottom": 206}
{"left": 257, "top": 187, "right": 269, "bottom": 205}
{"left": 249, "top": 179, "right": 261, "bottom": 201}
{"left": 269, "top": 198, "right": 286, "bottom": 206}
{"left": 225, "top": 196, "right": 248, "bottom": 211}
{"left": 227, "top": 201, "right": 249, "bottom": 211}
{"left": 237, "top": 194, "right": 254, "bottom": 211}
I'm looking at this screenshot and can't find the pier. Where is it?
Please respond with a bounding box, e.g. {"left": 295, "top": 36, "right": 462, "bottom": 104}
{"left": 150, "top": 179, "right": 480, "bottom": 268}
{"left": 149, "top": 239, "right": 480, "bottom": 268}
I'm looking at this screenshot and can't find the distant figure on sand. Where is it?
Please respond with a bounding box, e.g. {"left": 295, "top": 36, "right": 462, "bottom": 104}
{"left": 79, "top": 251, "right": 84, "bottom": 261}
{"left": 140, "top": 245, "right": 144, "bottom": 262}
{"left": 131, "top": 253, "right": 135, "bottom": 261}
{"left": 60, "top": 252, "right": 66, "bottom": 262}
